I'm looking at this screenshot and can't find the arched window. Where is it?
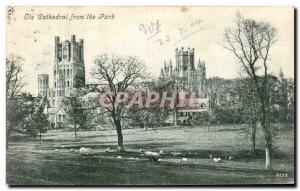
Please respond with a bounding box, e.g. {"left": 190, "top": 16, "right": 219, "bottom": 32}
{"left": 67, "top": 81, "right": 69, "bottom": 87}
{"left": 63, "top": 47, "right": 68, "bottom": 60}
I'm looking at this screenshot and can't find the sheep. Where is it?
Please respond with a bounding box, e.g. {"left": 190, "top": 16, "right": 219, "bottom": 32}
{"left": 181, "top": 158, "right": 188, "bottom": 162}
{"left": 117, "top": 156, "right": 122, "bottom": 159}
{"left": 209, "top": 154, "right": 213, "bottom": 159}
{"left": 172, "top": 152, "right": 182, "bottom": 157}
{"left": 213, "top": 157, "right": 222, "bottom": 163}
{"left": 228, "top": 156, "right": 233, "bottom": 161}
{"left": 79, "top": 147, "right": 94, "bottom": 154}
{"left": 159, "top": 150, "right": 164, "bottom": 154}
{"left": 128, "top": 157, "right": 139, "bottom": 160}
{"left": 104, "top": 147, "right": 110, "bottom": 153}
{"left": 141, "top": 150, "right": 160, "bottom": 162}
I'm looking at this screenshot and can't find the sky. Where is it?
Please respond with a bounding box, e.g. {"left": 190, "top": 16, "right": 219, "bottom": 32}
{"left": 6, "top": 6, "right": 294, "bottom": 96}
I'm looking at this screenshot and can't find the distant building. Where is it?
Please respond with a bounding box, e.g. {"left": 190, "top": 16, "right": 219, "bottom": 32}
{"left": 37, "top": 35, "right": 85, "bottom": 128}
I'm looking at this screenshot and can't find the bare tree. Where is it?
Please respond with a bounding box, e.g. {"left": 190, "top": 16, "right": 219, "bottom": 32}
{"left": 91, "top": 54, "right": 146, "bottom": 152}
{"left": 6, "top": 55, "right": 26, "bottom": 99}
{"left": 224, "top": 13, "right": 277, "bottom": 170}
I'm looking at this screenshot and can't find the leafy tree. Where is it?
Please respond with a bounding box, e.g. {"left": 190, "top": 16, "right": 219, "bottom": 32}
{"left": 32, "top": 107, "right": 48, "bottom": 142}
{"left": 7, "top": 93, "right": 34, "bottom": 137}
{"left": 6, "top": 55, "right": 27, "bottom": 140}
{"left": 236, "top": 78, "right": 260, "bottom": 156}
{"left": 62, "top": 96, "right": 87, "bottom": 139}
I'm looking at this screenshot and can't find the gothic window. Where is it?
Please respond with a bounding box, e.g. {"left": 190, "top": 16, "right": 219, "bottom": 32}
{"left": 54, "top": 82, "right": 56, "bottom": 88}
{"left": 63, "top": 47, "right": 68, "bottom": 60}
{"left": 54, "top": 70, "right": 56, "bottom": 76}
{"left": 67, "top": 69, "right": 69, "bottom": 77}
{"left": 67, "top": 81, "right": 69, "bottom": 87}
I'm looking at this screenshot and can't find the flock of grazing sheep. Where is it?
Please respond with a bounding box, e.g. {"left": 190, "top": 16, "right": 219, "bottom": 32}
{"left": 54, "top": 146, "right": 234, "bottom": 164}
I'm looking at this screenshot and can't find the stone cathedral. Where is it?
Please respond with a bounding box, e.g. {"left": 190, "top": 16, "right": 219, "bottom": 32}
{"left": 159, "top": 47, "right": 208, "bottom": 125}
{"left": 37, "top": 35, "right": 85, "bottom": 128}
{"left": 160, "top": 47, "right": 207, "bottom": 95}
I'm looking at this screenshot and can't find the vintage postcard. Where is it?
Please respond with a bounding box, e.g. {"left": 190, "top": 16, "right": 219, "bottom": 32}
{"left": 6, "top": 6, "right": 295, "bottom": 185}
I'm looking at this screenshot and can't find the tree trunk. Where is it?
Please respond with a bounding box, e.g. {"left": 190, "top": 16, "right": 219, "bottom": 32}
{"left": 250, "top": 122, "right": 256, "bottom": 157}
{"left": 39, "top": 129, "right": 42, "bottom": 143}
{"left": 261, "top": 105, "right": 273, "bottom": 171}
{"left": 174, "top": 110, "right": 177, "bottom": 127}
{"left": 74, "top": 123, "right": 77, "bottom": 139}
{"left": 115, "top": 119, "right": 124, "bottom": 152}
{"left": 265, "top": 141, "right": 273, "bottom": 170}
{"left": 207, "top": 122, "right": 210, "bottom": 132}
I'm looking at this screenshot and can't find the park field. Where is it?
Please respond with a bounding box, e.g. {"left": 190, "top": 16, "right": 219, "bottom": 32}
{"left": 7, "top": 124, "right": 294, "bottom": 185}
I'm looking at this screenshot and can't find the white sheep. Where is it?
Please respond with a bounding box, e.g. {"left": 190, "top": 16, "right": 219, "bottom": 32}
{"left": 79, "top": 147, "right": 94, "bottom": 154}
{"left": 173, "top": 152, "right": 182, "bottom": 157}
{"left": 213, "top": 157, "right": 222, "bottom": 163}
{"left": 181, "top": 158, "right": 188, "bottom": 162}
{"left": 142, "top": 151, "right": 160, "bottom": 161}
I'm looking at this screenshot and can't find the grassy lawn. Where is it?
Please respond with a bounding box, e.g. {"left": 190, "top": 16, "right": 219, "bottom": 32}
{"left": 7, "top": 124, "right": 294, "bottom": 185}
